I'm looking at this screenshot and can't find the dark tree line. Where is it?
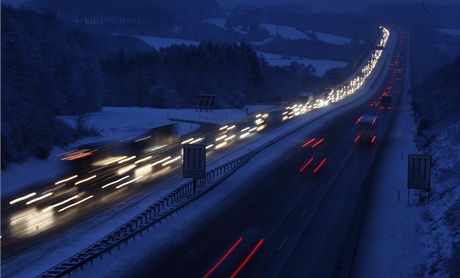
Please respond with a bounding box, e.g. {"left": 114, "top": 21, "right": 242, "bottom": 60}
{"left": 1, "top": 6, "right": 103, "bottom": 166}
{"left": 412, "top": 56, "right": 460, "bottom": 148}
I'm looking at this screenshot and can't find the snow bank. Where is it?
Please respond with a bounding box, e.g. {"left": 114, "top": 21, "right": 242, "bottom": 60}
{"left": 257, "top": 51, "right": 348, "bottom": 75}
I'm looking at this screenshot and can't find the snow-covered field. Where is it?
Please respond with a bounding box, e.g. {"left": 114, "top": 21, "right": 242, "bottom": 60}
{"left": 1, "top": 106, "right": 270, "bottom": 198}
{"left": 205, "top": 18, "right": 352, "bottom": 45}
{"left": 260, "top": 23, "right": 308, "bottom": 40}
{"left": 437, "top": 28, "right": 460, "bottom": 37}
{"left": 314, "top": 31, "right": 351, "bottom": 45}
{"left": 135, "top": 35, "right": 199, "bottom": 49}
{"left": 257, "top": 51, "right": 348, "bottom": 75}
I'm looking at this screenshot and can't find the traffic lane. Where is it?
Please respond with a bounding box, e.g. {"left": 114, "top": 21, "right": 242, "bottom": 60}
{"left": 129, "top": 84, "right": 386, "bottom": 277}
{"left": 1, "top": 118, "right": 286, "bottom": 263}
{"left": 2, "top": 110, "right": 280, "bottom": 244}
{"left": 247, "top": 57, "right": 405, "bottom": 277}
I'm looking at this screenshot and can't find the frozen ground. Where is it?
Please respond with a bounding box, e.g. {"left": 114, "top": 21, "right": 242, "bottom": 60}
{"left": 257, "top": 51, "right": 348, "bottom": 75}
{"left": 353, "top": 88, "right": 422, "bottom": 277}
{"left": 416, "top": 121, "right": 460, "bottom": 276}
{"left": 1, "top": 106, "right": 268, "bottom": 198}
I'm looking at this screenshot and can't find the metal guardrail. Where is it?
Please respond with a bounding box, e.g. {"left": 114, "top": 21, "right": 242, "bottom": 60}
{"left": 39, "top": 31, "right": 394, "bottom": 278}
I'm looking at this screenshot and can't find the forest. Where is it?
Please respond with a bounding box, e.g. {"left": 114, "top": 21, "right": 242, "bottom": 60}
{"left": 1, "top": 5, "right": 329, "bottom": 166}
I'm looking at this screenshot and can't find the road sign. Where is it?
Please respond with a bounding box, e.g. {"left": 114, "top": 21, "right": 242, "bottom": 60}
{"left": 183, "top": 144, "right": 206, "bottom": 178}
{"left": 407, "top": 154, "right": 431, "bottom": 190}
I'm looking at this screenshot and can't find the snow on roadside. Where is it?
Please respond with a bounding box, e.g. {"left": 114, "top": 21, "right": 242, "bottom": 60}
{"left": 353, "top": 91, "right": 423, "bottom": 277}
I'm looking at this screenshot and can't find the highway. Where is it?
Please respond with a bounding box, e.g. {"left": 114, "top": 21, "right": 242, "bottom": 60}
{"left": 127, "top": 31, "right": 406, "bottom": 277}
{"left": 2, "top": 27, "right": 393, "bottom": 277}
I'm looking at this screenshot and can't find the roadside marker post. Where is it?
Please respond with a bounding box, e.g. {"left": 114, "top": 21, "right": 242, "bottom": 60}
{"left": 183, "top": 144, "right": 206, "bottom": 193}
{"left": 407, "top": 154, "right": 432, "bottom": 206}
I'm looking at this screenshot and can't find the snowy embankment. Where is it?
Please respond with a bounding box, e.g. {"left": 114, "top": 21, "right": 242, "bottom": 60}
{"left": 417, "top": 122, "right": 460, "bottom": 276}
{"left": 257, "top": 51, "right": 348, "bottom": 75}
{"left": 353, "top": 89, "right": 423, "bottom": 277}
{"left": 1, "top": 106, "right": 269, "bottom": 198}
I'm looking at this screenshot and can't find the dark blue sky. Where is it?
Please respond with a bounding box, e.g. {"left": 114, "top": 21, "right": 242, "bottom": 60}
{"left": 218, "top": 0, "right": 460, "bottom": 12}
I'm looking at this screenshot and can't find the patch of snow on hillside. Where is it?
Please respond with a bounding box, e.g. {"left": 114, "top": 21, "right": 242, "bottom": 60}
{"left": 136, "top": 36, "right": 199, "bottom": 49}
{"left": 257, "top": 51, "right": 347, "bottom": 75}
{"left": 314, "top": 31, "right": 351, "bottom": 45}
{"left": 204, "top": 18, "right": 226, "bottom": 29}
{"left": 261, "top": 23, "right": 308, "bottom": 40}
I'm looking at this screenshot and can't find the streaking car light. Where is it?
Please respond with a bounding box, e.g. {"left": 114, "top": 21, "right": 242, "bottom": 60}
{"left": 116, "top": 176, "right": 144, "bottom": 189}
{"left": 117, "top": 164, "right": 136, "bottom": 175}
{"left": 26, "top": 192, "right": 53, "bottom": 205}
{"left": 58, "top": 195, "right": 94, "bottom": 212}
{"left": 215, "top": 141, "right": 227, "bottom": 149}
{"left": 181, "top": 138, "right": 194, "bottom": 144}
{"left": 9, "top": 192, "right": 37, "bottom": 205}
{"left": 74, "top": 175, "right": 97, "bottom": 185}
{"left": 134, "top": 136, "right": 151, "bottom": 143}
{"left": 190, "top": 138, "right": 204, "bottom": 144}
{"left": 101, "top": 175, "right": 130, "bottom": 189}
{"left": 43, "top": 195, "right": 79, "bottom": 212}
{"left": 151, "top": 156, "right": 172, "bottom": 166}
{"left": 135, "top": 156, "right": 152, "bottom": 164}
{"left": 161, "top": 156, "right": 181, "bottom": 166}
{"left": 216, "top": 135, "right": 227, "bottom": 141}
{"left": 55, "top": 175, "right": 78, "bottom": 185}
{"left": 118, "top": 156, "right": 136, "bottom": 164}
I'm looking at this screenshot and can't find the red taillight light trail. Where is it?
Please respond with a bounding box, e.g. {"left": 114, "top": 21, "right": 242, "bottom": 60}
{"left": 371, "top": 136, "right": 377, "bottom": 143}
{"left": 299, "top": 158, "right": 314, "bottom": 173}
{"left": 302, "top": 138, "right": 316, "bottom": 148}
{"left": 203, "top": 237, "right": 243, "bottom": 278}
{"left": 355, "top": 116, "right": 363, "bottom": 124}
{"left": 354, "top": 135, "right": 361, "bottom": 142}
{"left": 230, "top": 239, "right": 264, "bottom": 278}
{"left": 311, "top": 138, "right": 324, "bottom": 148}
{"left": 372, "top": 117, "right": 377, "bottom": 125}
{"left": 313, "top": 158, "right": 327, "bottom": 173}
